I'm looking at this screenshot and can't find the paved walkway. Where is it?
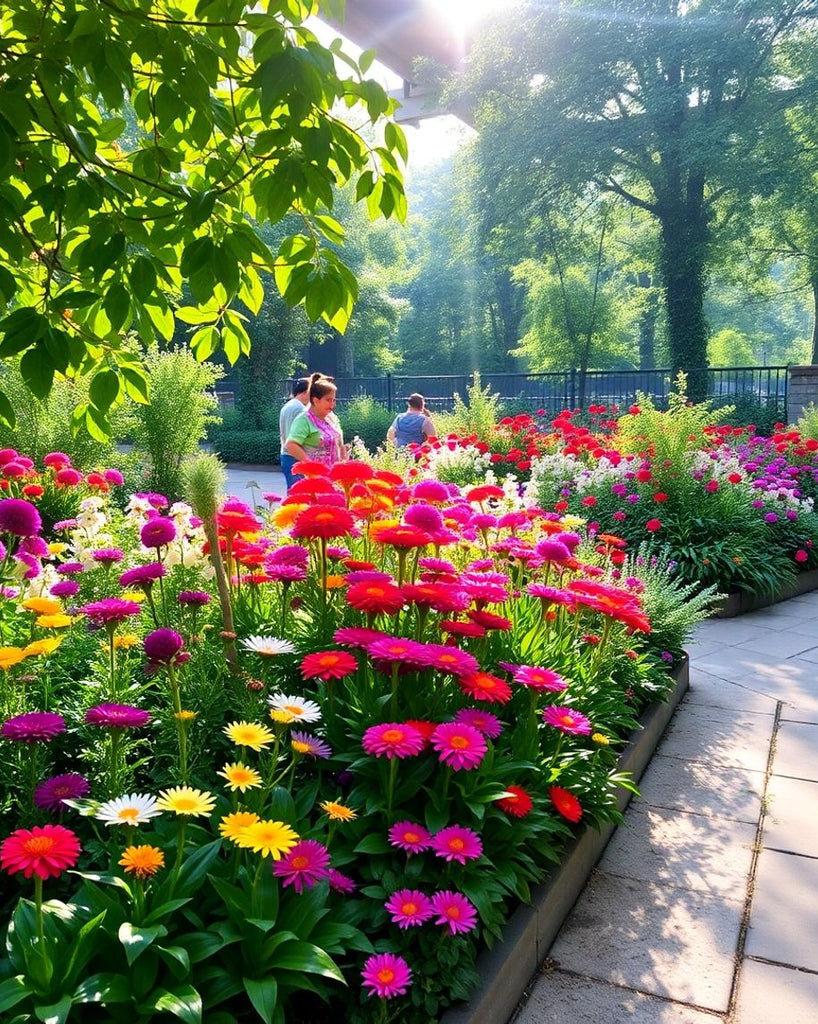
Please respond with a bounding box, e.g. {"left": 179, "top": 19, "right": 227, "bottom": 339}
{"left": 223, "top": 463, "right": 286, "bottom": 504}
{"left": 513, "top": 592, "right": 818, "bottom": 1024}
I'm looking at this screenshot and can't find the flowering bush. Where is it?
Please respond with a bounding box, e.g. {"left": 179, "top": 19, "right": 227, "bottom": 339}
{"left": 0, "top": 450, "right": 705, "bottom": 1022}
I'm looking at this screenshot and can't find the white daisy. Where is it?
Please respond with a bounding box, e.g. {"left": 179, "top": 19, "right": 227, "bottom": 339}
{"left": 96, "top": 793, "right": 161, "bottom": 827}
{"left": 241, "top": 635, "right": 296, "bottom": 657}
{"left": 267, "top": 692, "right": 322, "bottom": 723}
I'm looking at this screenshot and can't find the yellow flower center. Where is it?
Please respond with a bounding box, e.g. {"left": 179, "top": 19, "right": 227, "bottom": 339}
{"left": 118, "top": 807, "right": 140, "bottom": 822}
{"left": 382, "top": 729, "right": 403, "bottom": 744}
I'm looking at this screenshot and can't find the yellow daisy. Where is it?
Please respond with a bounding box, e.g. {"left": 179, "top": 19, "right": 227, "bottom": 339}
{"left": 269, "top": 709, "right": 294, "bottom": 725}
{"left": 156, "top": 786, "right": 216, "bottom": 818}
{"left": 592, "top": 732, "right": 610, "bottom": 746}
{"left": 217, "top": 762, "right": 262, "bottom": 793}
{"left": 113, "top": 633, "right": 141, "bottom": 650}
{"left": 120, "top": 590, "right": 145, "bottom": 603}
{"left": 219, "top": 811, "right": 260, "bottom": 841}
{"left": 223, "top": 721, "right": 275, "bottom": 751}
{"left": 22, "top": 597, "right": 62, "bottom": 615}
{"left": 0, "top": 647, "right": 26, "bottom": 670}
{"left": 175, "top": 710, "right": 198, "bottom": 721}
{"left": 23, "top": 637, "right": 63, "bottom": 658}
{"left": 36, "top": 614, "right": 74, "bottom": 629}
{"left": 47, "top": 542, "right": 68, "bottom": 555}
{"left": 368, "top": 518, "right": 400, "bottom": 542}
{"left": 271, "top": 503, "right": 307, "bottom": 529}
{"left": 119, "top": 845, "right": 165, "bottom": 879}
{"left": 319, "top": 800, "right": 357, "bottom": 822}
{"left": 232, "top": 819, "right": 299, "bottom": 860}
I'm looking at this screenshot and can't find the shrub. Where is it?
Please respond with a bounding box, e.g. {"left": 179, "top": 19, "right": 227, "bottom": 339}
{"left": 341, "top": 395, "right": 395, "bottom": 452}
{"left": 433, "top": 372, "right": 503, "bottom": 441}
{"left": 210, "top": 429, "right": 279, "bottom": 464}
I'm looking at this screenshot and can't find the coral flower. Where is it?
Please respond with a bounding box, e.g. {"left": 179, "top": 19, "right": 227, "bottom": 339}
{"left": 217, "top": 763, "right": 263, "bottom": 792}
{"left": 401, "top": 582, "right": 470, "bottom": 614}
{"left": 513, "top": 666, "right": 567, "bottom": 693}
{"left": 430, "top": 722, "right": 488, "bottom": 771}
{"left": 458, "top": 672, "right": 512, "bottom": 705}
{"left": 301, "top": 650, "right": 358, "bottom": 681}
{"left": 232, "top": 819, "right": 299, "bottom": 859}
{"left": 375, "top": 524, "right": 431, "bottom": 549}
{"left": 346, "top": 581, "right": 406, "bottom": 616}
{"left": 388, "top": 820, "right": 432, "bottom": 853}
{"left": 119, "top": 845, "right": 165, "bottom": 879}
{"left": 291, "top": 505, "right": 355, "bottom": 540}
{"left": 2, "top": 711, "right": 65, "bottom": 743}
{"left": 467, "top": 609, "right": 512, "bottom": 631}
{"left": 542, "top": 706, "right": 592, "bottom": 736}
{"left": 319, "top": 800, "right": 357, "bottom": 821}
{"left": 85, "top": 704, "right": 151, "bottom": 728}
{"left": 1, "top": 824, "right": 81, "bottom": 879}
{"left": 361, "top": 953, "right": 413, "bottom": 999}
{"left": 34, "top": 773, "right": 90, "bottom": 811}
{"left": 550, "top": 785, "right": 583, "bottom": 823}
{"left": 453, "top": 708, "right": 503, "bottom": 738}
{"left": 156, "top": 787, "right": 216, "bottom": 818}
{"left": 273, "top": 839, "right": 330, "bottom": 892}
{"left": 496, "top": 785, "right": 534, "bottom": 818}
{"left": 292, "top": 461, "right": 330, "bottom": 479}
{"left": 362, "top": 723, "right": 425, "bottom": 759}
{"left": 96, "top": 793, "right": 161, "bottom": 827}
{"left": 218, "top": 811, "right": 260, "bottom": 840}
{"left": 430, "top": 825, "right": 483, "bottom": 865}
{"left": 430, "top": 890, "right": 478, "bottom": 935}
{"left": 384, "top": 888, "right": 434, "bottom": 928}
{"left": 224, "top": 721, "right": 275, "bottom": 750}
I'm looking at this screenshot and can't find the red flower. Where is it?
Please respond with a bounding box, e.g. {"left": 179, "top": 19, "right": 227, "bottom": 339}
{"left": 329, "top": 462, "right": 375, "bottom": 486}
{"left": 496, "top": 785, "right": 533, "bottom": 817}
{"left": 727, "top": 473, "right": 742, "bottom": 484}
{"left": 1, "top": 824, "right": 81, "bottom": 879}
{"left": 291, "top": 505, "right": 355, "bottom": 541}
{"left": 704, "top": 480, "right": 719, "bottom": 492}
{"left": 292, "top": 461, "right": 330, "bottom": 478}
{"left": 465, "top": 484, "right": 504, "bottom": 504}
{"left": 375, "top": 525, "right": 431, "bottom": 549}
{"left": 636, "top": 468, "right": 652, "bottom": 483}
{"left": 458, "top": 671, "right": 512, "bottom": 704}
{"left": 346, "top": 581, "right": 405, "bottom": 615}
{"left": 645, "top": 518, "right": 662, "bottom": 532}
{"left": 652, "top": 492, "right": 668, "bottom": 503}
{"left": 549, "top": 785, "right": 582, "bottom": 823}
{"left": 301, "top": 650, "right": 357, "bottom": 680}
{"left": 581, "top": 495, "right": 597, "bottom": 507}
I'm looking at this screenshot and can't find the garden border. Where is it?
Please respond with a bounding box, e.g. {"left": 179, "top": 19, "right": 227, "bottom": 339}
{"left": 441, "top": 656, "right": 690, "bottom": 1024}
{"left": 712, "top": 567, "right": 818, "bottom": 618}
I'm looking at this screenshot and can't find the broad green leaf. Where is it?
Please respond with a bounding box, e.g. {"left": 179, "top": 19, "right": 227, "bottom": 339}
{"left": 190, "top": 325, "right": 220, "bottom": 362}
{"left": 243, "top": 977, "right": 277, "bottom": 1024}
{"left": 89, "top": 369, "right": 120, "bottom": 412}
{"left": 118, "top": 921, "right": 167, "bottom": 965}
{"left": 0, "top": 976, "right": 30, "bottom": 1014}
{"left": 73, "top": 972, "right": 131, "bottom": 1005}
{"left": 176, "top": 306, "right": 217, "bottom": 326}
{"left": 142, "top": 985, "right": 202, "bottom": 1024}
{"left": 0, "top": 389, "right": 16, "bottom": 429}
{"left": 268, "top": 941, "right": 345, "bottom": 983}
{"left": 33, "top": 994, "right": 72, "bottom": 1024}
{"left": 20, "top": 348, "right": 54, "bottom": 399}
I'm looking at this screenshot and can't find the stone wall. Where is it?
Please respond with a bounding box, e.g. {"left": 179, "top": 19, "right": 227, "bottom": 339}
{"left": 787, "top": 365, "right": 818, "bottom": 424}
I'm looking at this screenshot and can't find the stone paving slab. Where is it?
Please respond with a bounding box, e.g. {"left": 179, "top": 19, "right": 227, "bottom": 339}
{"left": 771, "top": 720, "right": 818, "bottom": 782}
{"left": 735, "top": 631, "right": 818, "bottom": 659}
{"left": 683, "top": 670, "right": 778, "bottom": 716}
{"left": 742, "top": 601, "right": 818, "bottom": 624}
{"left": 513, "top": 970, "right": 722, "bottom": 1024}
{"left": 689, "top": 650, "right": 783, "bottom": 685}
{"left": 691, "top": 620, "right": 778, "bottom": 646}
{"left": 655, "top": 705, "right": 774, "bottom": 772}
{"left": 548, "top": 871, "right": 742, "bottom": 1012}
{"left": 763, "top": 775, "right": 818, "bottom": 856}
{"left": 635, "top": 754, "right": 764, "bottom": 823}
{"left": 600, "top": 804, "right": 756, "bottom": 899}
{"left": 745, "top": 849, "right": 818, "bottom": 970}
{"left": 734, "top": 959, "right": 818, "bottom": 1024}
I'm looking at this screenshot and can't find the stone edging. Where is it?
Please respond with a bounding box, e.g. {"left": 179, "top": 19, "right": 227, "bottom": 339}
{"left": 441, "top": 657, "right": 690, "bottom": 1024}
{"left": 712, "top": 567, "right": 818, "bottom": 618}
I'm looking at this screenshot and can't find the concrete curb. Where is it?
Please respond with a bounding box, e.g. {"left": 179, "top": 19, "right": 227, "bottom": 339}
{"left": 712, "top": 567, "right": 818, "bottom": 618}
{"left": 441, "top": 657, "right": 690, "bottom": 1024}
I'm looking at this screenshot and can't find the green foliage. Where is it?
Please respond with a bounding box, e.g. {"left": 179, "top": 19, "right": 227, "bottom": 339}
{"left": 0, "top": 0, "right": 407, "bottom": 435}
{"left": 797, "top": 403, "right": 818, "bottom": 440}
{"left": 433, "top": 373, "right": 503, "bottom": 440}
{"left": 126, "top": 349, "right": 223, "bottom": 501}
{"left": 209, "top": 429, "right": 279, "bottom": 465}
{"left": 340, "top": 396, "right": 395, "bottom": 453}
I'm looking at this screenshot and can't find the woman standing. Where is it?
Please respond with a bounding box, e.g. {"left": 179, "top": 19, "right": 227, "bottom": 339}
{"left": 284, "top": 373, "right": 347, "bottom": 475}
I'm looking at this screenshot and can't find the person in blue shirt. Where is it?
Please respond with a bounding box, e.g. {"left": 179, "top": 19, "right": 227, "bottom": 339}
{"left": 387, "top": 393, "right": 436, "bottom": 448}
{"left": 278, "top": 378, "right": 309, "bottom": 490}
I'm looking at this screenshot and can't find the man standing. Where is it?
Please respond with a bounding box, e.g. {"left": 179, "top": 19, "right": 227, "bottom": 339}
{"left": 279, "top": 378, "right": 309, "bottom": 490}
{"left": 387, "top": 393, "right": 436, "bottom": 448}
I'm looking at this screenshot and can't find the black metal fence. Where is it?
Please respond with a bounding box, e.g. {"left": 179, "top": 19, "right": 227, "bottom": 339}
{"left": 243, "top": 366, "right": 788, "bottom": 418}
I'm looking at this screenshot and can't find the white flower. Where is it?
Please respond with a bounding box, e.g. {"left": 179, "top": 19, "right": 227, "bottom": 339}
{"left": 241, "top": 635, "right": 296, "bottom": 657}
{"left": 267, "top": 693, "right": 322, "bottom": 723}
{"left": 96, "top": 793, "right": 161, "bottom": 826}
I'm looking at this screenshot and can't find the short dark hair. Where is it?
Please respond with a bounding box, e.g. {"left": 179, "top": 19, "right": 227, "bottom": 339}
{"left": 308, "top": 372, "right": 337, "bottom": 402}
{"left": 407, "top": 393, "right": 424, "bottom": 410}
{"left": 293, "top": 378, "right": 309, "bottom": 397}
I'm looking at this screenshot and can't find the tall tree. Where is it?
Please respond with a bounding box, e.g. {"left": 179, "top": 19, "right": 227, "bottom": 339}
{"left": 455, "top": 0, "right": 818, "bottom": 396}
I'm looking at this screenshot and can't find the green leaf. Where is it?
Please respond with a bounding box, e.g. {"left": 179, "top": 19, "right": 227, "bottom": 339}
{"left": 103, "top": 284, "right": 131, "bottom": 332}
{"left": 243, "top": 976, "right": 278, "bottom": 1024}
{"left": 19, "top": 348, "right": 54, "bottom": 399}
{"left": 268, "top": 941, "right": 345, "bottom": 983}
{"left": 89, "top": 369, "right": 120, "bottom": 412}
{"left": 0, "top": 389, "right": 16, "bottom": 429}
{"left": 190, "top": 325, "right": 220, "bottom": 362}
{"left": 33, "top": 995, "right": 72, "bottom": 1024}
{"left": 0, "top": 976, "right": 30, "bottom": 1014}
{"left": 353, "top": 834, "right": 389, "bottom": 855}
{"left": 73, "top": 972, "right": 131, "bottom": 1004}
{"left": 118, "top": 921, "right": 167, "bottom": 965}
{"left": 129, "top": 257, "right": 157, "bottom": 301}
{"left": 142, "top": 985, "right": 202, "bottom": 1024}
{"left": 120, "top": 365, "right": 150, "bottom": 404}
{"left": 0, "top": 266, "right": 17, "bottom": 303}
{"left": 176, "top": 306, "right": 217, "bottom": 326}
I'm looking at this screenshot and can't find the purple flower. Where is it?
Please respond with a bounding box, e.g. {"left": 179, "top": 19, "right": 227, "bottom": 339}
{"left": 92, "top": 548, "right": 124, "bottom": 565}
{"left": 2, "top": 712, "right": 66, "bottom": 743}
{"left": 140, "top": 517, "right": 177, "bottom": 548}
{"left": 34, "top": 773, "right": 90, "bottom": 811}
{"left": 764, "top": 512, "right": 779, "bottom": 524}
{"left": 104, "top": 469, "right": 124, "bottom": 485}
{"left": 0, "top": 498, "right": 42, "bottom": 537}
{"left": 268, "top": 544, "right": 309, "bottom": 567}
{"left": 119, "top": 563, "right": 166, "bottom": 588}
{"left": 143, "top": 628, "right": 184, "bottom": 664}
{"left": 85, "top": 704, "right": 151, "bottom": 728}
{"left": 81, "top": 598, "right": 142, "bottom": 626}
{"left": 50, "top": 580, "right": 80, "bottom": 598}
{"left": 178, "top": 590, "right": 211, "bottom": 606}
{"left": 56, "top": 561, "right": 84, "bottom": 576}
{"left": 135, "top": 492, "right": 168, "bottom": 510}
{"left": 20, "top": 536, "right": 49, "bottom": 559}
{"left": 52, "top": 520, "right": 78, "bottom": 532}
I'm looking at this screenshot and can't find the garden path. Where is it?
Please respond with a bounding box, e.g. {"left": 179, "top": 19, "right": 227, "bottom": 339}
{"left": 223, "top": 463, "right": 286, "bottom": 504}
{"left": 511, "top": 593, "right": 818, "bottom": 1024}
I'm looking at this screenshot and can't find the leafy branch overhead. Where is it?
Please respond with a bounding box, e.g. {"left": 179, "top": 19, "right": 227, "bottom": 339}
{"left": 0, "top": 0, "right": 408, "bottom": 436}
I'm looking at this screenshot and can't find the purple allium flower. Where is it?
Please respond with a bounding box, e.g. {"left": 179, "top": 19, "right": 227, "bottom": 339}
{"left": 2, "top": 712, "right": 66, "bottom": 743}
{"left": 143, "top": 628, "right": 184, "bottom": 663}
{"left": 81, "top": 598, "right": 142, "bottom": 626}
{"left": 50, "top": 579, "right": 80, "bottom": 598}
{"left": 178, "top": 590, "right": 211, "bottom": 606}
{"left": 33, "top": 773, "right": 90, "bottom": 811}
{"left": 764, "top": 512, "right": 779, "bottom": 524}
{"left": 140, "top": 517, "right": 177, "bottom": 548}
{"left": 0, "top": 498, "right": 42, "bottom": 537}
{"left": 119, "top": 563, "right": 166, "bottom": 588}
{"left": 85, "top": 704, "right": 151, "bottom": 728}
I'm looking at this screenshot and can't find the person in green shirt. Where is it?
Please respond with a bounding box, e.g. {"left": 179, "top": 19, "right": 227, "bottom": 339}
{"left": 284, "top": 373, "right": 347, "bottom": 470}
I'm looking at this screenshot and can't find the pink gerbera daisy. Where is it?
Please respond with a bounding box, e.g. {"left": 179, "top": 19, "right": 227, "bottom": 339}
{"left": 388, "top": 820, "right": 432, "bottom": 854}
{"left": 300, "top": 650, "right": 358, "bottom": 681}
{"left": 328, "top": 868, "right": 357, "bottom": 893}
{"left": 430, "top": 722, "right": 487, "bottom": 771}
{"left": 361, "top": 952, "right": 412, "bottom": 999}
{"left": 457, "top": 671, "right": 512, "bottom": 705}
{"left": 333, "top": 627, "right": 385, "bottom": 648}
{"left": 421, "top": 643, "right": 479, "bottom": 677}
{"left": 366, "top": 636, "right": 430, "bottom": 669}
{"left": 542, "top": 705, "right": 592, "bottom": 736}
{"left": 513, "top": 666, "right": 567, "bottom": 693}
{"left": 453, "top": 708, "right": 503, "bottom": 738}
{"left": 384, "top": 888, "right": 434, "bottom": 928}
{"left": 362, "top": 723, "right": 425, "bottom": 760}
{"left": 272, "top": 840, "right": 330, "bottom": 893}
{"left": 430, "top": 890, "right": 478, "bottom": 935}
{"left": 1, "top": 824, "right": 81, "bottom": 879}
{"left": 430, "top": 825, "right": 483, "bottom": 865}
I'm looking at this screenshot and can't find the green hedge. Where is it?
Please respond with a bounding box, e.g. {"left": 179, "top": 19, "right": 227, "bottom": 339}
{"left": 210, "top": 430, "right": 279, "bottom": 464}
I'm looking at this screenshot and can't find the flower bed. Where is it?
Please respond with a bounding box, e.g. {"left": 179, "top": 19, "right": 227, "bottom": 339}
{"left": 0, "top": 450, "right": 710, "bottom": 1023}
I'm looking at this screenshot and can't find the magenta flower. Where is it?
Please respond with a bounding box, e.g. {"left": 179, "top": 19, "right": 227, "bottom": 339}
{"left": 542, "top": 705, "right": 592, "bottom": 736}
{"left": 85, "top": 704, "right": 151, "bottom": 728}
{"left": 366, "top": 636, "right": 430, "bottom": 670}
{"left": 290, "top": 731, "right": 332, "bottom": 759}
{"left": 177, "top": 590, "right": 211, "bottom": 606}
{"left": 430, "top": 890, "right": 478, "bottom": 935}
{"left": 384, "top": 888, "right": 434, "bottom": 928}
{"left": 412, "top": 479, "right": 450, "bottom": 502}
{"left": 513, "top": 665, "right": 567, "bottom": 693}
{"left": 526, "top": 584, "right": 575, "bottom": 607}
{"left": 420, "top": 643, "right": 479, "bottom": 677}
{"left": 535, "top": 539, "right": 571, "bottom": 562}
{"left": 361, "top": 953, "right": 412, "bottom": 999}
{"left": 362, "top": 723, "right": 425, "bottom": 760}
{"left": 43, "top": 452, "right": 70, "bottom": 469}
{"left": 92, "top": 548, "right": 124, "bottom": 566}
{"left": 268, "top": 544, "right": 310, "bottom": 566}
{"left": 50, "top": 580, "right": 80, "bottom": 598}
{"left": 388, "top": 820, "right": 432, "bottom": 854}
{"left": 55, "top": 468, "right": 83, "bottom": 486}
{"left": 272, "top": 840, "right": 330, "bottom": 893}
{"left": 266, "top": 564, "right": 307, "bottom": 583}
{"left": 144, "top": 628, "right": 185, "bottom": 664}
{"left": 119, "top": 563, "right": 166, "bottom": 587}
{"left": 34, "top": 773, "right": 90, "bottom": 811}
{"left": 0, "top": 498, "right": 42, "bottom": 537}
{"left": 453, "top": 708, "right": 503, "bottom": 738}
{"left": 104, "top": 468, "right": 124, "bottom": 485}
{"left": 404, "top": 502, "right": 445, "bottom": 532}
{"left": 328, "top": 868, "right": 357, "bottom": 893}
{"left": 333, "top": 627, "right": 385, "bottom": 648}
{"left": 430, "top": 825, "right": 483, "bottom": 865}
{"left": 56, "top": 561, "right": 84, "bottom": 575}
{"left": 81, "top": 599, "right": 141, "bottom": 626}
{"left": 2, "top": 712, "right": 66, "bottom": 743}
{"left": 140, "top": 517, "right": 177, "bottom": 549}
{"left": 430, "top": 722, "right": 487, "bottom": 771}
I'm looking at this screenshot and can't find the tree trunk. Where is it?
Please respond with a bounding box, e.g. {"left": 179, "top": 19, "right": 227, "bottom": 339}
{"left": 636, "top": 272, "right": 657, "bottom": 369}
{"left": 811, "top": 271, "right": 818, "bottom": 364}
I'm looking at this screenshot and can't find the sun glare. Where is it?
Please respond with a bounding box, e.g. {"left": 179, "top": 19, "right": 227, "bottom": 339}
{"left": 433, "top": 0, "right": 520, "bottom": 34}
